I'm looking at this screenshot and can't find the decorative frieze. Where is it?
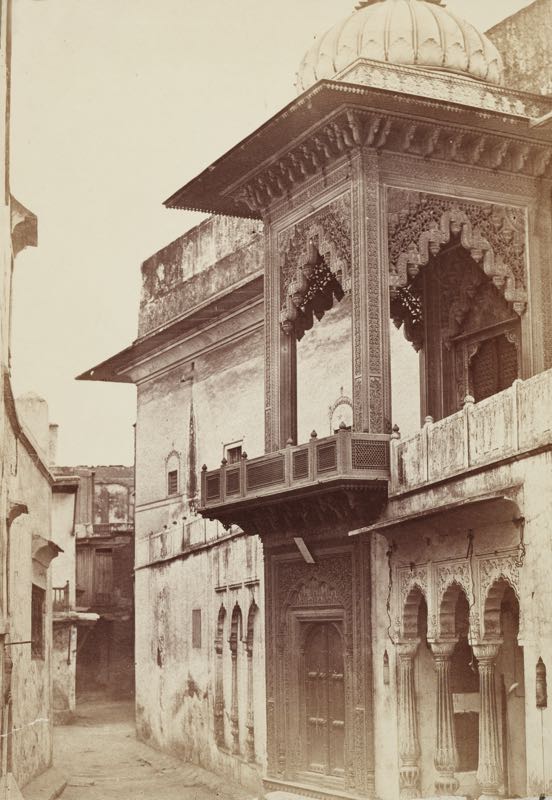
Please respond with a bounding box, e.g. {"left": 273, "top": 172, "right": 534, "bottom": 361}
{"left": 228, "top": 107, "right": 552, "bottom": 218}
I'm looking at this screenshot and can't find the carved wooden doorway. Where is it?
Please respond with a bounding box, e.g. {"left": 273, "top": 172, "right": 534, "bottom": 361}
{"left": 303, "top": 622, "right": 345, "bottom": 779}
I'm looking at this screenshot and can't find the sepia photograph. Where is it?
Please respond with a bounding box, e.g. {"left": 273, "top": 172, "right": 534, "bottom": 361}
{"left": 1, "top": 0, "right": 551, "bottom": 798}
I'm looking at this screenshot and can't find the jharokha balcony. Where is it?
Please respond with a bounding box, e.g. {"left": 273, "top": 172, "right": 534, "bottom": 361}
{"left": 199, "top": 428, "right": 390, "bottom": 536}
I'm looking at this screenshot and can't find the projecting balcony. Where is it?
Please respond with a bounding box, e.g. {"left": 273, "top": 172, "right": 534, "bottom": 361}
{"left": 199, "top": 429, "right": 390, "bottom": 536}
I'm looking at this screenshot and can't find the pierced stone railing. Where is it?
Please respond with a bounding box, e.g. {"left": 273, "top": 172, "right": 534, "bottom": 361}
{"left": 391, "top": 370, "right": 552, "bottom": 494}
{"left": 200, "top": 429, "right": 390, "bottom": 511}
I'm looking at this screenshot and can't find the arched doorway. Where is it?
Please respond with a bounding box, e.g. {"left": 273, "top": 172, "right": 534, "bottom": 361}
{"left": 486, "top": 580, "right": 526, "bottom": 796}
{"left": 302, "top": 622, "right": 345, "bottom": 779}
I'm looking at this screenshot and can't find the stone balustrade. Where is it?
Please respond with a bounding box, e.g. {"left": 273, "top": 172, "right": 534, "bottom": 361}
{"left": 390, "top": 369, "right": 552, "bottom": 495}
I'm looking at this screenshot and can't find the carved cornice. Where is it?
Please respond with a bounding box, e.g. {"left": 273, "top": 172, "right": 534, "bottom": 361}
{"left": 226, "top": 108, "right": 552, "bottom": 218}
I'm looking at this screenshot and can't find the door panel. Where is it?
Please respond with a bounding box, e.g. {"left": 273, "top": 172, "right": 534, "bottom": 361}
{"left": 304, "top": 622, "right": 345, "bottom": 778}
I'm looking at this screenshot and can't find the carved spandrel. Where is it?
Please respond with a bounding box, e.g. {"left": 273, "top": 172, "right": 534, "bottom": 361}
{"left": 278, "top": 193, "right": 352, "bottom": 304}
{"left": 387, "top": 190, "right": 528, "bottom": 333}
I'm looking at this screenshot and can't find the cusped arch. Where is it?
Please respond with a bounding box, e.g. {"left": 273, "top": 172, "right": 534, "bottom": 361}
{"left": 215, "top": 604, "right": 226, "bottom": 651}
{"left": 439, "top": 581, "right": 470, "bottom": 639}
{"left": 246, "top": 600, "right": 258, "bottom": 653}
{"left": 402, "top": 584, "right": 427, "bottom": 640}
{"left": 483, "top": 577, "right": 520, "bottom": 640}
{"left": 230, "top": 603, "right": 243, "bottom": 653}
{"left": 388, "top": 194, "right": 528, "bottom": 322}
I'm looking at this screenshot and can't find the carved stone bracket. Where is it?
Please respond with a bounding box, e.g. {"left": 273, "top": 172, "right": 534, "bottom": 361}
{"left": 226, "top": 106, "right": 552, "bottom": 218}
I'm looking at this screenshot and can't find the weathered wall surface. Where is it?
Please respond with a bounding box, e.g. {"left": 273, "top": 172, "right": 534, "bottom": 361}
{"left": 8, "top": 422, "right": 54, "bottom": 788}
{"left": 487, "top": 0, "right": 552, "bottom": 96}
{"left": 135, "top": 531, "right": 265, "bottom": 789}
{"left": 138, "top": 217, "right": 263, "bottom": 337}
{"left": 51, "top": 491, "right": 76, "bottom": 604}
{"left": 52, "top": 623, "right": 77, "bottom": 723}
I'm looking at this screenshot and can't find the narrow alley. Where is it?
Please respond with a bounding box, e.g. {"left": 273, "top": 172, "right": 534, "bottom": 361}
{"left": 53, "top": 700, "right": 253, "bottom": 800}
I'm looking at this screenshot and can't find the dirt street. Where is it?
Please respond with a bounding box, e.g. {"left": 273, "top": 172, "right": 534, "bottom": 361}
{"left": 55, "top": 700, "right": 254, "bottom": 800}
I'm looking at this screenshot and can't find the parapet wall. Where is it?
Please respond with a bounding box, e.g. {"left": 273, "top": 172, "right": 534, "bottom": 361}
{"left": 138, "top": 216, "right": 263, "bottom": 337}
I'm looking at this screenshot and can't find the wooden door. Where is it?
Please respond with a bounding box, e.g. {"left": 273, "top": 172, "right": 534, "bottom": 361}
{"left": 304, "top": 623, "right": 345, "bottom": 778}
{"left": 94, "top": 548, "right": 113, "bottom": 605}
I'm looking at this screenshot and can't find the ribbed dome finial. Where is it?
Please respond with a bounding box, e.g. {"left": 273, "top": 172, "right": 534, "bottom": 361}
{"left": 298, "top": 0, "right": 504, "bottom": 93}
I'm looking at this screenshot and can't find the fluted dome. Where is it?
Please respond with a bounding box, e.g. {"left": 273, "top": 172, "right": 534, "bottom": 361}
{"left": 297, "top": 0, "right": 504, "bottom": 93}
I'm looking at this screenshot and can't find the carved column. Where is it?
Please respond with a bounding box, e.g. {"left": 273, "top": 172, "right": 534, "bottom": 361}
{"left": 431, "top": 640, "right": 459, "bottom": 795}
{"left": 279, "top": 328, "right": 297, "bottom": 447}
{"left": 351, "top": 148, "right": 390, "bottom": 434}
{"left": 214, "top": 638, "right": 225, "bottom": 747}
{"left": 397, "top": 640, "right": 421, "bottom": 799}
{"left": 473, "top": 642, "right": 504, "bottom": 799}
{"left": 245, "top": 638, "right": 255, "bottom": 762}
{"left": 230, "top": 642, "right": 240, "bottom": 754}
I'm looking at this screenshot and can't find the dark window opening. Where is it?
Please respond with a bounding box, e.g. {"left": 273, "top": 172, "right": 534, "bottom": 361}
{"left": 94, "top": 547, "right": 113, "bottom": 605}
{"left": 226, "top": 445, "right": 242, "bottom": 464}
{"left": 470, "top": 332, "right": 518, "bottom": 402}
{"left": 167, "top": 469, "right": 178, "bottom": 496}
{"left": 31, "top": 584, "right": 45, "bottom": 660}
{"left": 192, "top": 609, "right": 202, "bottom": 649}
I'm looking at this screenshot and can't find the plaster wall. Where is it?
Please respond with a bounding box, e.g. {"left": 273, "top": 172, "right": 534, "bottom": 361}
{"left": 51, "top": 492, "right": 75, "bottom": 604}
{"left": 8, "top": 439, "right": 53, "bottom": 788}
{"left": 52, "top": 623, "right": 76, "bottom": 723}
{"left": 135, "top": 530, "right": 265, "bottom": 790}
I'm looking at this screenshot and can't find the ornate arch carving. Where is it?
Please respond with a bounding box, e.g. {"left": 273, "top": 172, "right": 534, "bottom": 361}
{"left": 482, "top": 577, "right": 520, "bottom": 640}
{"left": 328, "top": 388, "right": 353, "bottom": 433}
{"left": 230, "top": 603, "right": 243, "bottom": 652}
{"left": 387, "top": 190, "right": 528, "bottom": 343}
{"left": 438, "top": 581, "right": 471, "bottom": 640}
{"left": 215, "top": 604, "right": 226, "bottom": 650}
{"left": 402, "top": 585, "right": 427, "bottom": 640}
{"left": 246, "top": 601, "right": 258, "bottom": 655}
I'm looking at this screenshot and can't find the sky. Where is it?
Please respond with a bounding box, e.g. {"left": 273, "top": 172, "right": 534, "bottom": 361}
{"left": 9, "top": 0, "right": 533, "bottom": 467}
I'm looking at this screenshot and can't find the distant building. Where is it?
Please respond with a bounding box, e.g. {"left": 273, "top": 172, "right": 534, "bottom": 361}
{"left": 83, "top": 1, "right": 552, "bottom": 799}
{"left": 52, "top": 466, "right": 135, "bottom": 700}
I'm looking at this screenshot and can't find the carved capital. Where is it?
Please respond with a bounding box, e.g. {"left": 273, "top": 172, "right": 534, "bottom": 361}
{"left": 472, "top": 640, "right": 502, "bottom": 664}
{"left": 430, "top": 639, "right": 457, "bottom": 660}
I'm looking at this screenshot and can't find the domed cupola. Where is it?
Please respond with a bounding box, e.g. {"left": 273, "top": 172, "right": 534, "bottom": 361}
{"left": 296, "top": 0, "right": 504, "bottom": 93}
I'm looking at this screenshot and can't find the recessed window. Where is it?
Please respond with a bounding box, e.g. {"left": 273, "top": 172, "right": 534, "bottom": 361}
{"left": 192, "top": 609, "right": 202, "bottom": 649}
{"left": 31, "top": 584, "right": 45, "bottom": 660}
{"left": 224, "top": 440, "right": 243, "bottom": 464}
{"left": 167, "top": 469, "right": 178, "bottom": 496}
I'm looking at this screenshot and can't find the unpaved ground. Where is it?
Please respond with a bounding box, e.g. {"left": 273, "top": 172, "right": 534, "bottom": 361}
{"left": 55, "top": 699, "right": 253, "bottom": 800}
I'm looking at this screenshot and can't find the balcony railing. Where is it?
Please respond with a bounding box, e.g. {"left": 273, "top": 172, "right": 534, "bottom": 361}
{"left": 390, "top": 371, "right": 552, "bottom": 495}
{"left": 201, "top": 429, "right": 390, "bottom": 511}
{"left": 53, "top": 581, "right": 70, "bottom": 612}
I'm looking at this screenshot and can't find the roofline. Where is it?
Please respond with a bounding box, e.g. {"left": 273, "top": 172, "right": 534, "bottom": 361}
{"left": 77, "top": 272, "right": 264, "bottom": 384}
{"left": 163, "top": 73, "right": 552, "bottom": 217}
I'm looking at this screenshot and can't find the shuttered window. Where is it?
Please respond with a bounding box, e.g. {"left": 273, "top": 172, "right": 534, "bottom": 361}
{"left": 167, "top": 469, "right": 178, "bottom": 496}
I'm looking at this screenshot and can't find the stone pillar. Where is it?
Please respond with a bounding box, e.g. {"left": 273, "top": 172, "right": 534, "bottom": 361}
{"left": 230, "top": 644, "right": 240, "bottom": 754}
{"left": 397, "top": 640, "right": 421, "bottom": 799}
{"left": 245, "top": 639, "right": 255, "bottom": 762}
{"left": 431, "top": 640, "right": 459, "bottom": 795}
{"left": 214, "top": 637, "right": 225, "bottom": 747}
{"left": 473, "top": 642, "right": 503, "bottom": 800}
{"left": 351, "top": 148, "right": 390, "bottom": 434}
